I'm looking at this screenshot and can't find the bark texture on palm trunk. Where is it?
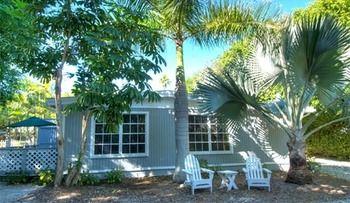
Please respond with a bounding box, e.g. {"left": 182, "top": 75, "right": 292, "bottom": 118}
{"left": 173, "top": 38, "right": 189, "bottom": 183}
{"left": 285, "top": 137, "right": 312, "bottom": 185}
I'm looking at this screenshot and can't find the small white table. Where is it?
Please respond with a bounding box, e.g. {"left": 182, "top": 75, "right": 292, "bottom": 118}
{"left": 217, "top": 170, "right": 239, "bottom": 191}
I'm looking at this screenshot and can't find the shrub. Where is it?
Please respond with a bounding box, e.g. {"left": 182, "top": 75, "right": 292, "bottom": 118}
{"left": 307, "top": 157, "right": 321, "bottom": 174}
{"left": 199, "top": 159, "right": 223, "bottom": 177}
{"left": 37, "top": 169, "right": 54, "bottom": 186}
{"left": 307, "top": 122, "right": 350, "bottom": 161}
{"left": 4, "top": 171, "right": 31, "bottom": 184}
{"left": 106, "top": 169, "right": 124, "bottom": 184}
{"left": 78, "top": 171, "right": 100, "bottom": 186}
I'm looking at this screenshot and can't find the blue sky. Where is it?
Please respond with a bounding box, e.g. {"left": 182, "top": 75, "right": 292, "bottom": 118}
{"left": 63, "top": 0, "right": 311, "bottom": 93}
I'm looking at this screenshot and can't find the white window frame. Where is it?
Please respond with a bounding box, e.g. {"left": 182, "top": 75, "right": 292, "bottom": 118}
{"left": 89, "top": 111, "right": 149, "bottom": 158}
{"left": 189, "top": 113, "right": 233, "bottom": 155}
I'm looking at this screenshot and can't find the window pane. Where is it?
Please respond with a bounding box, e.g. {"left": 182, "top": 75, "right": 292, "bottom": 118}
{"left": 189, "top": 143, "right": 195, "bottom": 151}
{"left": 138, "top": 115, "right": 145, "bottom": 123}
{"left": 218, "top": 143, "right": 224, "bottom": 151}
{"left": 224, "top": 143, "right": 230, "bottom": 150}
{"left": 123, "top": 134, "right": 130, "bottom": 143}
{"left": 103, "top": 145, "right": 111, "bottom": 154}
{"left": 194, "top": 116, "right": 202, "bottom": 123}
{"left": 200, "top": 124, "right": 208, "bottom": 132}
{"left": 218, "top": 134, "right": 223, "bottom": 141}
{"left": 131, "top": 134, "right": 138, "bottom": 143}
{"left": 195, "top": 134, "right": 202, "bottom": 142}
{"left": 123, "top": 124, "right": 130, "bottom": 133}
{"left": 130, "top": 144, "right": 137, "bottom": 153}
{"left": 131, "top": 124, "right": 137, "bottom": 133}
{"left": 189, "top": 115, "right": 194, "bottom": 123}
{"left": 212, "top": 143, "right": 217, "bottom": 151}
{"left": 131, "top": 115, "right": 138, "bottom": 123}
{"left": 138, "top": 124, "right": 145, "bottom": 133}
{"left": 189, "top": 125, "right": 194, "bottom": 132}
{"left": 189, "top": 134, "right": 195, "bottom": 142}
{"left": 202, "top": 134, "right": 208, "bottom": 141}
{"left": 123, "top": 115, "right": 130, "bottom": 123}
{"left": 94, "top": 145, "right": 102, "bottom": 154}
{"left": 196, "top": 143, "right": 202, "bottom": 151}
{"left": 95, "top": 124, "right": 103, "bottom": 133}
{"left": 95, "top": 134, "right": 103, "bottom": 144}
{"left": 212, "top": 134, "right": 217, "bottom": 141}
{"left": 111, "top": 145, "right": 119, "bottom": 154}
{"left": 224, "top": 134, "right": 229, "bottom": 141}
{"left": 203, "top": 143, "right": 209, "bottom": 151}
{"left": 122, "top": 145, "right": 130, "bottom": 153}
{"left": 111, "top": 134, "right": 119, "bottom": 143}
{"left": 138, "top": 134, "right": 145, "bottom": 143}
{"left": 103, "top": 134, "right": 111, "bottom": 143}
{"left": 138, "top": 144, "right": 145, "bottom": 153}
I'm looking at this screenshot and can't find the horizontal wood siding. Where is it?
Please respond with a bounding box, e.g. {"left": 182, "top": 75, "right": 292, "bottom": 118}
{"left": 63, "top": 107, "right": 289, "bottom": 174}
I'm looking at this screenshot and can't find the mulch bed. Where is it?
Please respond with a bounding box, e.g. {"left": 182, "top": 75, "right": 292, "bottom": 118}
{"left": 19, "top": 171, "right": 350, "bottom": 203}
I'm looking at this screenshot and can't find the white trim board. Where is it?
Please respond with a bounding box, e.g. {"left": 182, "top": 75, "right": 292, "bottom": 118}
{"left": 76, "top": 161, "right": 288, "bottom": 174}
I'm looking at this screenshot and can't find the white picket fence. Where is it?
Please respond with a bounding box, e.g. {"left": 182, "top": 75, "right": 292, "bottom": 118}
{"left": 0, "top": 147, "right": 57, "bottom": 175}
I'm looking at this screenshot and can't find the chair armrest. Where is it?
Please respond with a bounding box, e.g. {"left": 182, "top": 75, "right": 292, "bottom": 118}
{"left": 201, "top": 168, "right": 214, "bottom": 180}
{"left": 263, "top": 168, "right": 272, "bottom": 179}
{"left": 242, "top": 168, "right": 248, "bottom": 174}
{"left": 263, "top": 168, "right": 272, "bottom": 174}
{"left": 201, "top": 168, "right": 214, "bottom": 174}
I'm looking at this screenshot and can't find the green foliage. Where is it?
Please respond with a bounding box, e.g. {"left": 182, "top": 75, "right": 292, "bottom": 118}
{"left": 77, "top": 171, "right": 100, "bottom": 186}
{"left": 199, "top": 159, "right": 223, "bottom": 173}
{"left": 306, "top": 157, "right": 321, "bottom": 174}
{"left": 106, "top": 169, "right": 124, "bottom": 184}
{"left": 0, "top": 0, "right": 37, "bottom": 104}
{"left": 37, "top": 169, "right": 54, "bottom": 186}
{"left": 306, "top": 111, "right": 350, "bottom": 160}
{"left": 0, "top": 78, "right": 54, "bottom": 128}
{"left": 294, "top": 0, "right": 350, "bottom": 27}
{"left": 3, "top": 171, "right": 31, "bottom": 184}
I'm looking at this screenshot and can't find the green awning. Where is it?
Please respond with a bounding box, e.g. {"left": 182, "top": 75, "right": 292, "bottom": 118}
{"left": 8, "top": 117, "right": 56, "bottom": 128}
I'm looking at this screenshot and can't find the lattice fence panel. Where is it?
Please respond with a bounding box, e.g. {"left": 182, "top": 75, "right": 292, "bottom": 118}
{"left": 26, "top": 149, "right": 57, "bottom": 171}
{"left": 0, "top": 149, "right": 23, "bottom": 172}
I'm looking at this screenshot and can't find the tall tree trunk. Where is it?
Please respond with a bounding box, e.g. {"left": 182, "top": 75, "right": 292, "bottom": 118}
{"left": 285, "top": 134, "right": 312, "bottom": 185}
{"left": 173, "top": 38, "right": 189, "bottom": 183}
{"left": 65, "top": 112, "right": 91, "bottom": 186}
{"left": 54, "top": 32, "right": 71, "bottom": 187}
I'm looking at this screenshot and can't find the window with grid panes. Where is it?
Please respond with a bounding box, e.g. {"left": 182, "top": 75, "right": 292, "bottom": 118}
{"left": 188, "top": 115, "right": 230, "bottom": 152}
{"left": 93, "top": 113, "right": 147, "bottom": 155}
{"left": 94, "top": 122, "right": 119, "bottom": 155}
{"left": 122, "top": 114, "right": 146, "bottom": 154}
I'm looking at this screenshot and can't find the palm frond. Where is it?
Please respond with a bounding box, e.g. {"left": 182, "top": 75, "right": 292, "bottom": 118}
{"left": 283, "top": 16, "right": 350, "bottom": 104}
{"left": 190, "top": 0, "right": 281, "bottom": 47}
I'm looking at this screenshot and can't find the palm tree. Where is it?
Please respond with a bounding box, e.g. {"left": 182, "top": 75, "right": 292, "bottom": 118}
{"left": 195, "top": 16, "right": 350, "bottom": 185}
{"left": 143, "top": 0, "right": 279, "bottom": 182}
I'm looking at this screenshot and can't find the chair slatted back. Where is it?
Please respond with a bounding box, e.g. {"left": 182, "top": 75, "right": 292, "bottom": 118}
{"left": 184, "top": 154, "right": 202, "bottom": 181}
{"left": 246, "top": 154, "right": 264, "bottom": 180}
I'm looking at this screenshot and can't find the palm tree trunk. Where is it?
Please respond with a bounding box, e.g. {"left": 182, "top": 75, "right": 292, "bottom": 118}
{"left": 285, "top": 132, "right": 312, "bottom": 185}
{"left": 173, "top": 38, "right": 189, "bottom": 183}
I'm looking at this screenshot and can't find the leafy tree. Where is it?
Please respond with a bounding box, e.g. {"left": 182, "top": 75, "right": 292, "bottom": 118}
{"left": 294, "top": 0, "right": 350, "bottom": 27}
{"left": 62, "top": 3, "right": 164, "bottom": 186}
{"left": 160, "top": 74, "right": 171, "bottom": 89}
{"left": 24, "top": 0, "right": 130, "bottom": 186}
{"left": 0, "top": 0, "right": 37, "bottom": 104}
{"left": 0, "top": 78, "right": 54, "bottom": 128}
{"left": 196, "top": 16, "right": 350, "bottom": 185}
{"left": 146, "top": 0, "right": 279, "bottom": 182}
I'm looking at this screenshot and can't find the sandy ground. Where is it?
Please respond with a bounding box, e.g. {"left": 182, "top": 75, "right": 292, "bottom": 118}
{"left": 0, "top": 182, "right": 42, "bottom": 203}
{"left": 18, "top": 172, "right": 350, "bottom": 203}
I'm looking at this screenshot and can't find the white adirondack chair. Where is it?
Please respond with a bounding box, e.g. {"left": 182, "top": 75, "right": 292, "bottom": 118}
{"left": 182, "top": 154, "right": 214, "bottom": 195}
{"left": 242, "top": 152, "right": 272, "bottom": 192}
